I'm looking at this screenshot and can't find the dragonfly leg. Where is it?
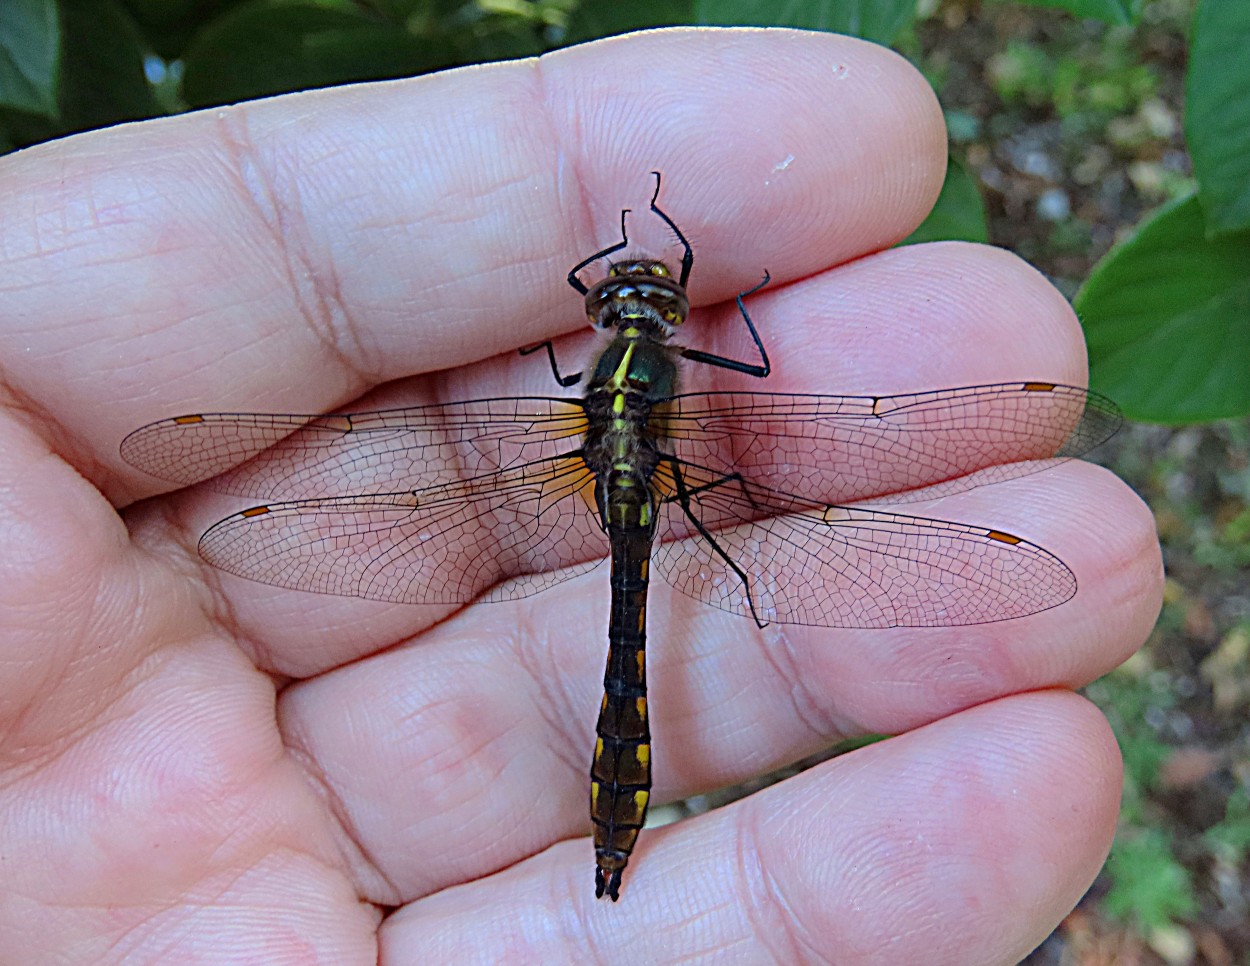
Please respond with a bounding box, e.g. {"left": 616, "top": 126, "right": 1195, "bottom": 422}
{"left": 667, "top": 459, "right": 767, "bottom": 628}
{"left": 679, "top": 271, "right": 772, "bottom": 378}
{"left": 518, "top": 341, "right": 582, "bottom": 387}
{"left": 645, "top": 171, "right": 694, "bottom": 287}
{"left": 670, "top": 461, "right": 759, "bottom": 508}
{"left": 568, "top": 206, "right": 632, "bottom": 295}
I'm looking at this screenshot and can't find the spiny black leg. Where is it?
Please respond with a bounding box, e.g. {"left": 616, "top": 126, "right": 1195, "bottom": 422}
{"left": 568, "top": 206, "right": 631, "bottom": 295}
{"left": 668, "top": 459, "right": 767, "bottom": 628}
{"left": 647, "top": 171, "right": 694, "bottom": 287}
{"left": 677, "top": 465, "right": 759, "bottom": 510}
{"left": 679, "top": 271, "right": 772, "bottom": 378}
{"left": 519, "top": 341, "right": 581, "bottom": 387}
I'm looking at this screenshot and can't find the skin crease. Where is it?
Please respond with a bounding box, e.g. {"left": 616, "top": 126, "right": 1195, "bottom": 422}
{"left": 0, "top": 26, "right": 1163, "bottom": 966}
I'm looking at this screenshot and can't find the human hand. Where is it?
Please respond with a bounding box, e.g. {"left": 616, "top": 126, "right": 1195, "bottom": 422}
{"left": 0, "top": 27, "right": 1161, "bottom": 965}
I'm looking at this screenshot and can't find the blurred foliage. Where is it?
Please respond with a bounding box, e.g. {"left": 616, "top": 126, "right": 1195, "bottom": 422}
{"left": 986, "top": 36, "right": 1157, "bottom": 126}
{"left": 1001, "top": 0, "right": 1143, "bottom": 25}
{"left": 1105, "top": 827, "right": 1200, "bottom": 930}
{"left": 1089, "top": 667, "right": 1201, "bottom": 930}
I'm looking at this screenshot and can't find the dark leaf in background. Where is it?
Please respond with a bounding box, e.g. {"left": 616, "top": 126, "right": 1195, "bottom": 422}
{"left": 694, "top": 0, "right": 916, "bottom": 44}
{"left": 1185, "top": 0, "right": 1250, "bottom": 235}
{"left": 901, "top": 156, "right": 989, "bottom": 246}
{"left": 998, "top": 0, "right": 1142, "bottom": 26}
{"left": 181, "top": 1, "right": 454, "bottom": 108}
{"left": 444, "top": 13, "right": 546, "bottom": 64}
{"left": 359, "top": 0, "right": 441, "bottom": 20}
{"left": 59, "top": 0, "right": 163, "bottom": 132}
{"left": 1077, "top": 194, "right": 1250, "bottom": 423}
{"left": 0, "top": 0, "right": 60, "bottom": 119}
{"left": 563, "top": 0, "right": 693, "bottom": 46}
{"left": 120, "top": 0, "right": 255, "bottom": 60}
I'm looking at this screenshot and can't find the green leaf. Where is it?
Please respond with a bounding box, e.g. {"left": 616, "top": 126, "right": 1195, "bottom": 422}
{"left": 1186, "top": 0, "right": 1250, "bottom": 234}
{"left": 993, "top": 0, "right": 1141, "bottom": 26}
{"left": 181, "top": 1, "right": 454, "bottom": 109}
{"left": 901, "top": 157, "right": 988, "bottom": 246}
{"left": 693, "top": 0, "right": 917, "bottom": 44}
{"left": 59, "top": 0, "right": 163, "bottom": 131}
{"left": 563, "top": 0, "right": 694, "bottom": 45}
{"left": 1075, "top": 193, "right": 1250, "bottom": 424}
{"left": 0, "top": 0, "right": 59, "bottom": 118}
{"left": 1103, "top": 829, "right": 1197, "bottom": 929}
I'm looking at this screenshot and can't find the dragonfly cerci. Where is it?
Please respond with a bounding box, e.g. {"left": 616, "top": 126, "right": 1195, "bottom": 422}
{"left": 121, "top": 174, "right": 1121, "bottom": 901}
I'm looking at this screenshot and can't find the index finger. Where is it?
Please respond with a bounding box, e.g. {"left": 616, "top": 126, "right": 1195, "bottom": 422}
{"left": 0, "top": 28, "right": 946, "bottom": 497}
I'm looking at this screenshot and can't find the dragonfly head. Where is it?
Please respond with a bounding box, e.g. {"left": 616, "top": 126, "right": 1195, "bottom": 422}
{"left": 585, "top": 259, "right": 689, "bottom": 337}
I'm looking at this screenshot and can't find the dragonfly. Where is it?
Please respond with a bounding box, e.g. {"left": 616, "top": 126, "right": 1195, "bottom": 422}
{"left": 121, "top": 174, "right": 1121, "bottom": 902}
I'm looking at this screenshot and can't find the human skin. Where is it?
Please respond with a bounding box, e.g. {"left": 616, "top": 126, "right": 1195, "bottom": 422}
{"left": 0, "top": 27, "right": 1162, "bottom": 966}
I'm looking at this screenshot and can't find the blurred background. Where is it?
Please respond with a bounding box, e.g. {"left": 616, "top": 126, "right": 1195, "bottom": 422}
{"left": 3, "top": 0, "right": 1246, "bottom": 961}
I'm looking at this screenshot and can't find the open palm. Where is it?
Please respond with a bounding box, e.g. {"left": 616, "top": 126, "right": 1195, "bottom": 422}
{"left": 0, "top": 28, "right": 1161, "bottom": 965}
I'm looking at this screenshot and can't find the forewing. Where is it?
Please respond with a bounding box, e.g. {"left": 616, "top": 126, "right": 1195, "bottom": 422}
{"left": 652, "top": 469, "right": 1074, "bottom": 628}
{"left": 121, "top": 397, "right": 588, "bottom": 500}
{"left": 663, "top": 383, "right": 1120, "bottom": 506}
{"left": 198, "top": 456, "right": 607, "bottom": 604}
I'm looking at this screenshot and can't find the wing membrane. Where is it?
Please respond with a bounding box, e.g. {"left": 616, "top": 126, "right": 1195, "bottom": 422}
{"left": 198, "top": 455, "right": 607, "bottom": 603}
{"left": 121, "top": 397, "right": 588, "bottom": 499}
{"left": 126, "top": 381, "right": 1110, "bottom": 623}
{"left": 653, "top": 473, "right": 1074, "bottom": 628}
{"left": 663, "top": 382, "right": 1119, "bottom": 506}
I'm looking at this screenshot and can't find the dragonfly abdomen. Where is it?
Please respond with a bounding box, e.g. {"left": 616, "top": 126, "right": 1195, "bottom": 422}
{"left": 591, "top": 523, "right": 654, "bottom": 902}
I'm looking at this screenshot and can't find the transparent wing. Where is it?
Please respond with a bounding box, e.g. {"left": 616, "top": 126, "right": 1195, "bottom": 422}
{"left": 663, "top": 382, "right": 1120, "bottom": 506}
{"left": 198, "top": 456, "right": 608, "bottom": 604}
{"left": 121, "top": 383, "right": 1117, "bottom": 507}
{"left": 652, "top": 463, "right": 1074, "bottom": 628}
{"left": 121, "top": 397, "right": 588, "bottom": 500}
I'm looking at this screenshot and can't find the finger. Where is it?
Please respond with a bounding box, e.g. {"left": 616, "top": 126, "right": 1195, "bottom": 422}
{"left": 0, "top": 28, "right": 945, "bottom": 495}
{"left": 381, "top": 691, "right": 1120, "bottom": 966}
{"left": 277, "top": 460, "right": 1158, "bottom": 901}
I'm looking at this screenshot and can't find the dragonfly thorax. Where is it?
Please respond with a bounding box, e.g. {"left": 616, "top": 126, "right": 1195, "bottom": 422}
{"left": 585, "top": 259, "right": 689, "bottom": 336}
